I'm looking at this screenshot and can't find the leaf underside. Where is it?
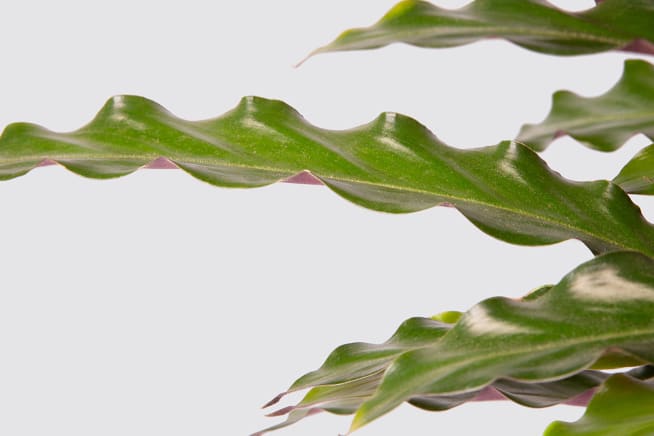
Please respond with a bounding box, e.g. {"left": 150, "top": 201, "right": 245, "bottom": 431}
{"left": 517, "top": 59, "right": 654, "bottom": 153}
{"left": 348, "top": 251, "right": 654, "bottom": 432}
{"left": 256, "top": 373, "right": 606, "bottom": 435}
{"left": 306, "top": 0, "right": 654, "bottom": 61}
{"left": 258, "top": 369, "right": 654, "bottom": 435}
{"left": 544, "top": 374, "right": 654, "bottom": 436}
{"left": 257, "top": 293, "right": 652, "bottom": 434}
{"left": 1, "top": 95, "right": 654, "bottom": 257}
{"left": 258, "top": 256, "right": 654, "bottom": 434}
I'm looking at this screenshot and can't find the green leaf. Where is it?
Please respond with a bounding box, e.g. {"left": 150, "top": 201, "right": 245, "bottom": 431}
{"left": 614, "top": 142, "right": 654, "bottom": 194}
{"left": 518, "top": 59, "right": 654, "bottom": 152}
{"left": 292, "top": 374, "right": 601, "bottom": 415}
{"left": 260, "top": 306, "right": 633, "bottom": 434}
{"left": 258, "top": 316, "right": 455, "bottom": 433}
{"left": 544, "top": 374, "right": 654, "bottom": 436}
{"left": 258, "top": 371, "right": 613, "bottom": 435}
{"left": 291, "top": 364, "right": 610, "bottom": 413}
{"left": 627, "top": 365, "right": 654, "bottom": 382}
{"left": 590, "top": 349, "right": 648, "bottom": 370}
{"left": 270, "top": 367, "right": 651, "bottom": 434}
{"left": 252, "top": 408, "right": 323, "bottom": 436}
{"left": 304, "top": 0, "right": 654, "bottom": 62}
{"left": 259, "top": 280, "right": 650, "bottom": 433}
{"left": 491, "top": 372, "right": 605, "bottom": 409}
{"left": 282, "top": 287, "right": 545, "bottom": 402}
{"left": 351, "top": 251, "right": 654, "bottom": 432}
{"left": 288, "top": 317, "right": 451, "bottom": 394}
{"left": 2, "top": 95, "right": 654, "bottom": 257}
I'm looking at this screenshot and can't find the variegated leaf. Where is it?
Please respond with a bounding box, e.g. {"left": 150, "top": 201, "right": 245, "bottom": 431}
{"left": 350, "top": 252, "right": 654, "bottom": 431}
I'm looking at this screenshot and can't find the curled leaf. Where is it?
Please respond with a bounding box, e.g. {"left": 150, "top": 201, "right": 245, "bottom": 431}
{"left": 258, "top": 268, "right": 654, "bottom": 433}
{"left": 304, "top": 0, "right": 654, "bottom": 63}
{"left": 517, "top": 59, "right": 654, "bottom": 152}
{"left": 351, "top": 251, "right": 654, "bottom": 431}
{"left": 2, "top": 95, "right": 654, "bottom": 256}
{"left": 544, "top": 374, "right": 654, "bottom": 436}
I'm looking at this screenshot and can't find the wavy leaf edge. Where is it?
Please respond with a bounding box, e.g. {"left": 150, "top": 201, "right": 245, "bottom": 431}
{"left": 257, "top": 253, "right": 654, "bottom": 434}
{"left": 301, "top": 0, "right": 654, "bottom": 65}
{"left": 544, "top": 373, "right": 654, "bottom": 436}
{"left": 517, "top": 59, "right": 654, "bottom": 152}
{"left": 3, "top": 94, "right": 654, "bottom": 258}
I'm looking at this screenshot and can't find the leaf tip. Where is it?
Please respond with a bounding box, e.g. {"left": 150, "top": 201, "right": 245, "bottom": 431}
{"left": 348, "top": 408, "right": 371, "bottom": 434}
{"left": 265, "top": 406, "right": 295, "bottom": 417}
{"left": 294, "top": 42, "right": 335, "bottom": 67}
{"left": 293, "top": 51, "right": 316, "bottom": 68}
{"left": 262, "top": 392, "right": 286, "bottom": 409}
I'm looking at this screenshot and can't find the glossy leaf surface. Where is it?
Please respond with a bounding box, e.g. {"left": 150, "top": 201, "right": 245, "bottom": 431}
{"left": 517, "top": 59, "right": 654, "bottom": 152}
{"left": 260, "top": 257, "right": 654, "bottom": 433}
{"left": 289, "top": 317, "right": 451, "bottom": 393}
{"left": 544, "top": 374, "right": 654, "bottom": 436}
{"left": 2, "top": 95, "right": 654, "bottom": 256}
{"left": 614, "top": 142, "right": 654, "bottom": 194}
{"left": 351, "top": 252, "right": 654, "bottom": 431}
{"left": 259, "top": 312, "right": 644, "bottom": 435}
{"left": 305, "top": 0, "right": 654, "bottom": 62}
{"left": 258, "top": 372, "right": 621, "bottom": 435}
{"left": 280, "top": 288, "right": 618, "bottom": 399}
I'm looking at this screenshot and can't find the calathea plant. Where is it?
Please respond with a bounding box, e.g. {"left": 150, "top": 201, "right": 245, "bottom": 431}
{"left": 1, "top": 0, "right": 654, "bottom": 435}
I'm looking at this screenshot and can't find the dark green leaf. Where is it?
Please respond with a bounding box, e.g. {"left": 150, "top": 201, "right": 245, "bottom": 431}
{"left": 2, "top": 95, "right": 654, "bottom": 256}
{"left": 614, "top": 142, "right": 654, "bottom": 194}
{"left": 590, "top": 349, "right": 649, "bottom": 370}
{"left": 283, "top": 288, "right": 546, "bottom": 402}
{"left": 259, "top": 297, "right": 652, "bottom": 433}
{"left": 351, "top": 252, "right": 654, "bottom": 431}
{"left": 544, "top": 374, "right": 654, "bottom": 436}
{"left": 492, "top": 372, "right": 605, "bottom": 408}
{"left": 304, "top": 0, "right": 654, "bottom": 63}
{"left": 289, "top": 317, "right": 451, "bottom": 393}
{"left": 627, "top": 364, "right": 654, "bottom": 382}
{"left": 518, "top": 60, "right": 654, "bottom": 152}
{"left": 258, "top": 372, "right": 614, "bottom": 435}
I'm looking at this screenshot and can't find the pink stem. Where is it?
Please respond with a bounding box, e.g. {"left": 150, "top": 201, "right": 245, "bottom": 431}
{"left": 622, "top": 39, "right": 654, "bottom": 57}
{"left": 594, "top": 0, "right": 654, "bottom": 56}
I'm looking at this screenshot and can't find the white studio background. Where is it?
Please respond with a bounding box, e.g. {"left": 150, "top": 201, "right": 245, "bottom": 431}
{"left": 0, "top": 1, "right": 652, "bottom": 435}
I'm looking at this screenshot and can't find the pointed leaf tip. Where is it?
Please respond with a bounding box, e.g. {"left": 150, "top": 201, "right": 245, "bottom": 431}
{"left": 352, "top": 252, "right": 654, "bottom": 431}
{"left": 262, "top": 392, "right": 286, "bottom": 409}
{"left": 312, "top": 0, "right": 654, "bottom": 59}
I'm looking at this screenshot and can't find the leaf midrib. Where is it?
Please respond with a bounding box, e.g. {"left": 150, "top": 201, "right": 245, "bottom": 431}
{"left": 355, "top": 25, "right": 628, "bottom": 46}
{"left": 520, "top": 111, "right": 654, "bottom": 141}
{"left": 424, "top": 327, "right": 654, "bottom": 393}
{"left": 359, "top": 327, "right": 654, "bottom": 421}
{"left": 355, "top": 325, "right": 654, "bottom": 428}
